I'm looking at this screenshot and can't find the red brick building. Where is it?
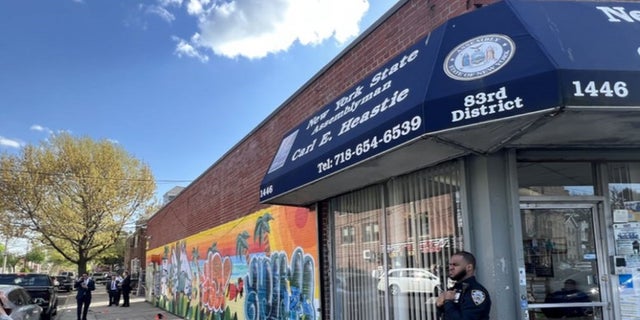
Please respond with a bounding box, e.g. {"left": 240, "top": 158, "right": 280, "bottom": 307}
{"left": 146, "top": 1, "right": 640, "bottom": 319}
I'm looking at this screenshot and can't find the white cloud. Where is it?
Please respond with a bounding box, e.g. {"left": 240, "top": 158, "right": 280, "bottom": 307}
{"left": 30, "top": 124, "right": 53, "bottom": 134}
{"left": 173, "top": 35, "right": 210, "bottom": 63}
{"left": 146, "top": 5, "right": 176, "bottom": 23}
{"left": 0, "top": 137, "right": 23, "bottom": 148}
{"left": 172, "top": 0, "right": 369, "bottom": 60}
{"left": 186, "top": 0, "right": 205, "bottom": 15}
{"left": 159, "top": 0, "right": 183, "bottom": 7}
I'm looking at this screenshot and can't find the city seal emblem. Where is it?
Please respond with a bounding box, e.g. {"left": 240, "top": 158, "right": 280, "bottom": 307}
{"left": 444, "top": 34, "right": 515, "bottom": 81}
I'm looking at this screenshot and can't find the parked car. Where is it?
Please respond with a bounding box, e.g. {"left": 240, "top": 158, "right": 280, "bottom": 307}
{"left": 377, "top": 268, "right": 441, "bottom": 296}
{"left": 0, "top": 274, "right": 58, "bottom": 320}
{"left": 54, "top": 275, "right": 73, "bottom": 292}
{"left": 0, "top": 284, "right": 43, "bottom": 320}
{"left": 57, "top": 271, "right": 75, "bottom": 283}
{"left": 90, "top": 272, "right": 110, "bottom": 285}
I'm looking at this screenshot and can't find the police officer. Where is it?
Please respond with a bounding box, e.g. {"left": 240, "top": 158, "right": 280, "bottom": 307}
{"left": 436, "top": 251, "right": 491, "bottom": 319}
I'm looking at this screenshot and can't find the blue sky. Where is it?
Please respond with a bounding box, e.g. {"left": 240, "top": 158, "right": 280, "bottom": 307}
{"left": 0, "top": 0, "right": 398, "bottom": 202}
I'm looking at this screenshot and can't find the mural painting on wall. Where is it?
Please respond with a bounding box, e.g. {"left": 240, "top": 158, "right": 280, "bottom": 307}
{"left": 146, "top": 206, "right": 320, "bottom": 320}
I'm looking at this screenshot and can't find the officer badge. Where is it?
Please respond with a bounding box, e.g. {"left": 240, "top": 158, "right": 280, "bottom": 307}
{"left": 471, "top": 290, "right": 486, "bottom": 305}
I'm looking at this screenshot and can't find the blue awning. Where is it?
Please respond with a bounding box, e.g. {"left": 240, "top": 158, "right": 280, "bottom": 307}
{"left": 260, "top": 0, "right": 640, "bottom": 205}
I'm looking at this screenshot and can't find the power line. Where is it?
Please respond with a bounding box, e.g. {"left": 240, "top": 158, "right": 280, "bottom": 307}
{"left": 0, "top": 169, "right": 192, "bottom": 184}
{"left": 156, "top": 180, "right": 193, "bottom": 184}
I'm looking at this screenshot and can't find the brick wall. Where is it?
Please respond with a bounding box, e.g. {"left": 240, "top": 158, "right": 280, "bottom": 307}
{"left": 124, "top": 225, "right": 147, "bottom": 275}
{"left": 146, "top": 0, "right": 493, "bottom": 251}
{"left": 317, "top": 201, "right": 331, "bottom": 320}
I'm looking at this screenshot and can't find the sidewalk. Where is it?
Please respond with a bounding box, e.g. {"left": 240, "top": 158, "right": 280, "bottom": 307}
{"left": 56, "top": 291, "right": 183, "bottom": 320}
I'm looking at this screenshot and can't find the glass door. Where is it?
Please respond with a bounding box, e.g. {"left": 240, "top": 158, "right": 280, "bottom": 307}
{"left": 520, "top": 203, "right": 610, "bottom": 320}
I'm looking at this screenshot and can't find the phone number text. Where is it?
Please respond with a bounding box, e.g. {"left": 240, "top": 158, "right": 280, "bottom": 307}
{"left": 317, "top": 115, "right": 422, "bottom": 173}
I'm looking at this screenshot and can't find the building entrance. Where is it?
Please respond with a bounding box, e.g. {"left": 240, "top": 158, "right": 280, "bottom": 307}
{"left": 520, "top": 202, "right": 610, "bottom": 320}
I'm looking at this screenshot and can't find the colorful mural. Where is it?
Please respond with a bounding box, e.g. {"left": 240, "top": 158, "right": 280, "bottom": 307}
{"left": 146, "top": 206, "right": 320, "bottom": 320}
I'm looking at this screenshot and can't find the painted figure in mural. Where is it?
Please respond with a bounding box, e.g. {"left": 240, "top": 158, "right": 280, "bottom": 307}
{"left": 120, "top": 271, "right": 132, "bottom": 307}
{"left": 187, "top": 269, "right": 199, "bottom": 320}
{"left": 176, "top": 241, "right": 192, "bottom": 295}
{"left": 159, "top": 251, "right": 175, "bottom": 312}
{"left": 75, "top": 273, "right": 96, "bottom": 320}
{"left": 161, "top": 251, "right": 171, "bottom": 306}
{"left": 227, "top": 277, "right": 244, "bottom": 301}
{"left": 165, "top": 241, "right": 195, "bottom": 315}
{"left": 187, "top": 246, "right": 200, "bottom": 319}
{"left": 436, "top": 251, "right": 491, "bottom": 320}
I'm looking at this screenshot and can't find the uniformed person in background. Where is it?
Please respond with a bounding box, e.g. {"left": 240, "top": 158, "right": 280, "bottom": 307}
{"left": 436, "top": 251, "right": 491, "bottom": 319}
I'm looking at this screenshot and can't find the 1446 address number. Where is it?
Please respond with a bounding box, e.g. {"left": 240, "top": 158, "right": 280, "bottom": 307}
{"left": 572, "top": 81, "right": 628, "bottom": 98}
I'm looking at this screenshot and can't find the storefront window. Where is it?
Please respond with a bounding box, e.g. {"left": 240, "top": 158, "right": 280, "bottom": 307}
{"left": 331, "top": 186, "right": 383, "bottom": 320}
{"left": 362, "top": 223, "right": 380, "bottom": 242}
{"left": 329, "top": 162, "right": 463, "bottom": 320}
{"left": 342, "top": 226, "right": 356, "bottom": 244}
{"left": 518, "top": 162, "right": 594, "bottom": 196}
{"left": 608, "top": 162, "right": 640, "bottom": 212}
{"left": 521, "top": 205, "right": 602, "bottom": 319}
{"left": 608, "top": 162, "right": 640, "bottom": 320}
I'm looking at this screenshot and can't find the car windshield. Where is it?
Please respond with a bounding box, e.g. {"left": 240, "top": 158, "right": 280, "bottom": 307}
{"left": 0, "top": 274, "right": 50, "bottom": 286}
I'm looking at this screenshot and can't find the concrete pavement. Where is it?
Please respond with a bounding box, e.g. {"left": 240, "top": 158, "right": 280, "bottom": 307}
{"left": 56, "top": 291, "right": 183, "bottom": 320}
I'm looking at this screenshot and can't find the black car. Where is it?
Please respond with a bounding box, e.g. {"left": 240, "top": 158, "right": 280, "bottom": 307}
{"left": 0, "top": 273, "right": 58, "bottom": 320}
{"left": 54, "top": 275, "right": 73, "bottom": 292}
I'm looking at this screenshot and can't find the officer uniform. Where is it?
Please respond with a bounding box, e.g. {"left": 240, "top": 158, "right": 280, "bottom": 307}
{"left": 436, "top": 276, "right": 491, "bottom": 320}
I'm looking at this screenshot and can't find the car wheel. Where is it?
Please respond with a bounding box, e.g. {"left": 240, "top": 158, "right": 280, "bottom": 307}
{"left": 389, "top": 284, "right": 401, "bottom": 296}
{"left": 41, "top": 310, "right": 52, "bottom": 320}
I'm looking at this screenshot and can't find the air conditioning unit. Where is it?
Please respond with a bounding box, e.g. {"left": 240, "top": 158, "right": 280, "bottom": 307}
{"left": 363, "top": 249, "right": 372, "bottom": 260}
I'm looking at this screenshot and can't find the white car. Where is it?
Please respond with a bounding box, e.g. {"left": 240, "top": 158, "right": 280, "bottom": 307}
{"left": 377, "top": 268, "right": 442, "bottom": 296}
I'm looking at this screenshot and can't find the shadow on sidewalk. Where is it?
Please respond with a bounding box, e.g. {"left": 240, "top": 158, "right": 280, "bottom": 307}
{"left": 56, "top": 293, "right": 183, "bottom": 320}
